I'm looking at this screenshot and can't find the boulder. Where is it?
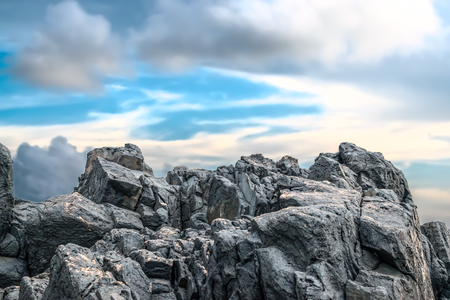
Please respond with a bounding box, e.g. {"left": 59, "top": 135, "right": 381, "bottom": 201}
{"left": 18, "top": 273, "right": 49, "bottom": 300}
{"left": 360, "top": 196, "right": 433, "bottom": 299}
{"left": 206, "top": 176, "right": 246, "bottom": 224}
{"left": 276, "top": 155, "right": 309, "bottom": 177}
{"left": 307, "top": 154, "right": 359, "bottom": 190}
{"left": 77, "top": 157, "right": 143, "bottom": 210}
{"left": 101, "top": 251, "right": 151, "bottom": 300}
{"left": 338, "top": 142, "right": 412, "bottom": 203}
{"left": 129, "top": 249, "right": 173, "bottom": 280}
{"left": 11, "top": 193, "right": 114, "bottom": 276}
{"left": 84, "top": 143, "right": 145, "bottom": 175}
{"left": 422, "top": 234, "right": 447, "bottom": 297}
{"left": 0, "top": 257, "right": 27, "bottom": 288}
{"left": 0, "top": 143, "right": 14, "bottom": 241}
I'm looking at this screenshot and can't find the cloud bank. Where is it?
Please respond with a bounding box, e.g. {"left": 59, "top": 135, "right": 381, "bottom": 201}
{"left": 13, "top": 136, "right": 89, "bottom": 202}
{"left": 13, "top": 0, "right": 126, "bottom": 91}
{"left": 134, "top": 0, "right": 441, "bottom": 70}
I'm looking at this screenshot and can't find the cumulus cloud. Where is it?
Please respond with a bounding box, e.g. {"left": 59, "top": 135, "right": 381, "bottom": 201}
{"left": 13, "top": 136, "right": 89, "bottom": 202}
{"left": 133, "top": 0, "right": 441, "bottom": 71}
{"left": 13, "top": 0, "right": 127, "bottom": 91}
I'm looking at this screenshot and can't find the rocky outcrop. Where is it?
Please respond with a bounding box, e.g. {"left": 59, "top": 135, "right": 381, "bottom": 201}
{"left": 1, "top": 142, "right": 448, "bottom": 300}
{"left": 0, "top": 143, "right": 14, "bottom": 241}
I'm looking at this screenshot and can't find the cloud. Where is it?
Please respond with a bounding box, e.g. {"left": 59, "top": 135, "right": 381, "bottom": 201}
{"left": 132, "top": 104, "right": 321, "bottom": 141}
{"left": 13, "top": 136, "right": 89, "bottom": 202}
{"left": 133, "top": 0, "right": 441, "bottom": 71}
{"left": 12, "top": 0, "right": 127, "bottom": 91}
{"left": 141, "top": 89, "right": 182, "bottom": 102}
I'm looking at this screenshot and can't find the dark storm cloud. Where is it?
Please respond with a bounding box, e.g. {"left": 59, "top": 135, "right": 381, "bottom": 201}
{"left": 13, "top": 136, "right": 90, "bottom": 202}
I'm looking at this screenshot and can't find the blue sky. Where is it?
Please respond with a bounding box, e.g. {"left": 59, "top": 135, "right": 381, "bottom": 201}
{"left": 0, "top": 0, "right": 449, "bottom": 225}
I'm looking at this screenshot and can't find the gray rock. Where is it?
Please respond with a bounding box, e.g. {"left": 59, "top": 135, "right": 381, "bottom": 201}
{"left": 138, "top": 204, "right": 169, "bottom": 230}
{"left": 0, "top": 257, "right": 27, "bottom": 288}
{"left": 0, "top": 233, "right": 19, "bottom": 257}
{"left": 77, "top": 157, "right": 143, "bottom": 210}
{"left": 276, "top": 155, "right": 309, "bottom": 177}
{"left": 11, "top": 193, "right": 113, "bottom": 276}
{"left": 42, "top": 243, "right": 117, "bottom": 300}
{"left": 104, "top": 203, "right": 144, "bottom": 231}
{"left": 207, "top": 176, "right": 246, "bottom": 224}
{"left": 360, "top": 196, "right": 433, "bottom": 299}
{"left": 147, "top": 177, "right": 181, "bottom": 229}
{"left": 347, "top": 265, "right": 420, "bottom": 300}
{"left": 92, "top": 228, "right": 145, "bottom": 256}
{"left": 338, "top": 142, "right": 412, "bottom": 203}
{"left": 295, "top": 261, "right": 346, "bottom": 300}
{"left": 150, "top": 292, "right": 177, "bottom": 300}
{"left": 308, "top": 154, "right": 359, "bottom": 190}
{"left": 421, "top": 221, "right": 450, "bottom": 269}
{"left": 18, "top": 273, "right": 49, "bottom": 300}
{"left": 278, "top": 178, "right": 362, "bottom": 224}
{"left": 129, "top": 249, "right": 173, "bottom": 280}
{"left": 83, "top": 143, "right": 145, "bottom": 176}
{"left": 3, "top": 286, "right": 19, "bottom": 300}
{"left": 0, "top": 143, "right": 14, "bottom": 241}
{"left": 252, "top": 205, "right": 361, "bottom": 285}
{"left": 101, "top": 251, "right": 151, "bottom": 300}
{"left": 256, "top": 247, "right": 297, "bottom": 299}
{"left": 422, "top": 233, "right": 447, "bottom": 297}
{"left": 139, "top": 176, "right": 157, "bottom": 208}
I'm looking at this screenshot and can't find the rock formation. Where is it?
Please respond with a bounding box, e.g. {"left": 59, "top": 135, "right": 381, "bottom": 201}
{"left": 0, "top": 142, "right": 448, "bottom": 299}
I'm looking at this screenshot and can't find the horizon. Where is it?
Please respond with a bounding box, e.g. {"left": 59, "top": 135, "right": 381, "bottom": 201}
{"left": 0, "top": 0, "right": 449, "bottom": 226}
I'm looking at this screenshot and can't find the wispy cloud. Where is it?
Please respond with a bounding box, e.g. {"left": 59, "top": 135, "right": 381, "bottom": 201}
{"left": 141, "top": 89, "right": 183, "bottom": 102}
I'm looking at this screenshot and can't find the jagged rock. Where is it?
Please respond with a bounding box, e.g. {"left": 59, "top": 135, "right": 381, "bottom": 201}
{"left": 101, "top": 251, "right": 151, "bottom": 300}
{"left": 0, "top": 143, "right": 14, "bottom": 241}
{"left": 1, "top": 142, "right": 442, "bottom": 299}
{"left": 308, "top": 154, "right": 359, "bottom": 190}
{"left": 276, "top": 155, "right": 309, "bottom": 177}
{"left": 77, "top": 157, "right": 143, "bottom": 210}
{"left": 277, "top": 178, "right": 362, "bottom": 224}
{"left": 360, "top": 196, "right": 433, "bottom": 299}
{"left": 338, "top": 142, "right": 412, "bottom": 203}
{"left": 421, "top": 221, "right": 450, "bottom": 269}
{"left": 346, "top": 264, "right": 420, "bottom": 300}
{"left": 18, "top": 273, "right": 49, "bottom": 300}
{"left": 206, "top": 176, "right": 246, "bottom": 224}
{"left": 92, "top": 228, "right": 145, "bottom": 256}
{"left": 11, "top": 193, "right": 114, "bottom": 276}
{"left": 146, "top": 177, "right": 181, "bottom": 229}
{"left": 0, "top": 233, "right": 19, "bottom": 257}
{"left": 3, "top": 286, "right": 19, "bottom": 300}
{"left": 104, "top": 204, "right": 144, "bottom": 231}
{"left": 252, "top": 205, "right": 361, "bottom": 283}
{"left": 422, "top": 234, "right": 447, "bottom": 297}
{"left": 129, "top": 249, "right": 173, "bottom": 280}
{"left": 43, "top": 243, "right": 134, "bottom": 300}
{"left": 137, "top": 204, "right": 169, "bottom": 230}
{"left": 295, "top": 261, "right": 346, "bottom": 300}
{"left": 0, "top": 257, "right": 27, "bottom": 288}
{"left": 84, "top": 143, "right": 145, "bottom": 175}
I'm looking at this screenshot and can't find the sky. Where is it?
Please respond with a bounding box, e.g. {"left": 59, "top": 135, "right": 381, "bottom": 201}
{"left": 0, "top": 0, "right": 449, "bottom": 225}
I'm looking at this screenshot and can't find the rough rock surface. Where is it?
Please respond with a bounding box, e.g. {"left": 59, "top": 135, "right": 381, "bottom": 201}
{"left": 1, "top": 142, "right": 448, "bottom": 300}
{"left": 0, "top": 143, "right": 14, "bottom": 241}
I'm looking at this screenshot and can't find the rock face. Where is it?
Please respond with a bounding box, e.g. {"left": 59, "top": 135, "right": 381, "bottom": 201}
{"left": 0, "top": 143, "right": 14, "bottom": 241}
{"left": 1, "top": 142, "right": 448, "bottom": 300}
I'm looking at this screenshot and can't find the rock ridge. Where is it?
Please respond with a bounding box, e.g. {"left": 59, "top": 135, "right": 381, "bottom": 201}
{"left": 0, "top": 142, "right": 446, "bottom": 300}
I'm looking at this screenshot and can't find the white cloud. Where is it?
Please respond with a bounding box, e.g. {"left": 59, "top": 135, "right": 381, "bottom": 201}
{"left": 133, "top": 0, "right": 442, "bottom": 71}
{"left": 107, "top": 84, "right": 128, "bottom": 91}
{"left": 141, "top": 89, "right": 183, "bottom": 102}
{"left": 13, "top": 0, "right": 128, "bottom": 91}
